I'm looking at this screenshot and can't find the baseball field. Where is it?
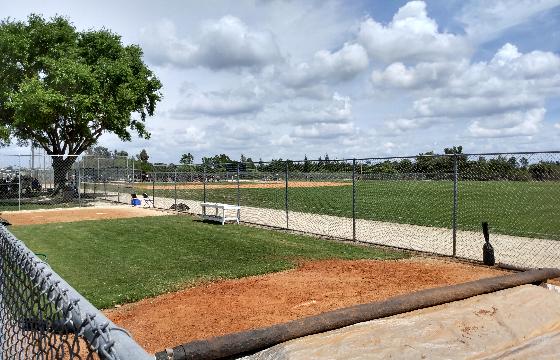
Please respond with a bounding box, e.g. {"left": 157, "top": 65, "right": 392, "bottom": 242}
{"left": 101, "top": 179, "right": 560, "bottom": 240}
{"left": 6, "top": 205, "right": 507, "bottom": 353}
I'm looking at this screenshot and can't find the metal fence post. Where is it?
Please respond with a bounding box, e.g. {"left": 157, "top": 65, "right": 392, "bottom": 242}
{"left": 82, "top": 158, "right": 86, "bottom": 200}
{"left": 174, "top": 168, "right": 178, "bottom": 207}
{"left": 126, "top": 156, "right": 129, "bottom": 184}
{"left": 93, "top": 157, "right": 98, "bottom": 198}
{"left": 78, "top": 157, "right": 82, "bottom": 207}
{"left": 352, "top": 158, "right": 356, "bottom": 241}
{"left": 237, "top": 163, "right": 241, "bottom": 207}
{"left": 203, "top": 166, "right": 207, "bottom": 203}
{"left": 452, "top": 154, "right": 458, "bottom": 257}
{"left": 131, "top": 158, "right": 135, "bottom": 194}
{"left": 152, "top": 171, "right": 156, "bottom": 208}
{"left": 103, "top": 172, "right": 107, "bottom": 200}
{"left": 43, "top": 153, "right": 47, "bottom": 194}
{"left": 117, "top": 167, "right": 120, "bottom": 203}
{"left": 285, "top": 161, "right": 289, "bottom": 229}
{"left": 18, "top": 155, "right": 21, "bottom": 211}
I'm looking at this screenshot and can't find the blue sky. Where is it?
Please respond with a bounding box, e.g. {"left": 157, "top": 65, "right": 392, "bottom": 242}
{"left": 1, "top": 0, "right": 560, "bottom": 163}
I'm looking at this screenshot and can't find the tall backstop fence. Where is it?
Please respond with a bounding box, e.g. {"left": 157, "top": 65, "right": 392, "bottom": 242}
{"left": 0, "top": 154, "right": 82, "bottom": 211}
{"left": 0, "top": 226, "right": 152, "bottom": 359}
{"left": 0, "top": 151, "right": 558, "bottom": 269}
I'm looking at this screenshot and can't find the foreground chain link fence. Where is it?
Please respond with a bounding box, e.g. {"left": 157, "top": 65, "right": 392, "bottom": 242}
{"left": 0, "top": 226, "right": 152, "bottom": 359}
{"left": 1, "top": 151, "right": 558, "bottom": 270}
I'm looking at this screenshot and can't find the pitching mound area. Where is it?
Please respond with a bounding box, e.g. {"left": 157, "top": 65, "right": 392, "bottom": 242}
{"left": 129, "top": 181, "right": 350, "bottom": 190}
{"left": 105, "top": 258, "right": 505, "bottom": 353}
{"left": 2, "top": 206, "right": 167, "bottom": 226}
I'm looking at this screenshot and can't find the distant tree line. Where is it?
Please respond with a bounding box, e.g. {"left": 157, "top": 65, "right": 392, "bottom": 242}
{"left": 83, "top": 146, "right": 560, "bottom": 181}
{"left": 244, "top": 147, "right": 560, "bottom": 181}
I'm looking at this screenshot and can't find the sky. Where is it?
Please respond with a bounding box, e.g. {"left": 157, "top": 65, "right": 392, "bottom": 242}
{"left": 1, "top": 0, "right": 560, "bottom": 163}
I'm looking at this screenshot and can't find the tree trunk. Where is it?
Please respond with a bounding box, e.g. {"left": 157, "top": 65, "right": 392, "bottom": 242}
{"left": 51, "top": 156, "right": 78, "bottom": 194}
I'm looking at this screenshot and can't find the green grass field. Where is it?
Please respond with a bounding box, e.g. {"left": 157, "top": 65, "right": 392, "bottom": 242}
{"left": 136, "top": 180, "right": 559, "bottom": 240}
{"left": 83, "top": 179, "right": 560, "bottom": 240}
{"left": 12, "top": 216, "right": 405, "bottom": 309}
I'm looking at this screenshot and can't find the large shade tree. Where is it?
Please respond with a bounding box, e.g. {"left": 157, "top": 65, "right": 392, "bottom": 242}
{"left": 0, "top": 14, "right": 162, "bottom": 188}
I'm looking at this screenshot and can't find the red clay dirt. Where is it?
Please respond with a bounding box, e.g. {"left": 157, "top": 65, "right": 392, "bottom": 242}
{"left": 2, "top": 206, "right": 167, "bottom": 226}
{"left": 128, "top": 180, "right": 350, "bottom": 190}
{"left": 105, "top": 258, "right": 505, "bottom": 354}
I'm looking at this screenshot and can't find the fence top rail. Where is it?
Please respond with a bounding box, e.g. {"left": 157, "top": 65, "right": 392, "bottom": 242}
{"left": 143, "top": 151, "right": 559, "bottom": 170}
{"left": 3, "top": 150, "right": 553, "bottom": 166}
{"left": 352, "top": 150, "right": 560, "bottom": 162}
{"left": 86, "top": 150, "right": 559, "bottom": 168}
{"left": 0, "top": 154, "right": 81, "bottom": 157}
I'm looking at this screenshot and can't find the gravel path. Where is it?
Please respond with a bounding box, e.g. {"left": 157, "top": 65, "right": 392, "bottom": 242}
{"left": 104, "top": 192, "right": 560, "bottom": 269}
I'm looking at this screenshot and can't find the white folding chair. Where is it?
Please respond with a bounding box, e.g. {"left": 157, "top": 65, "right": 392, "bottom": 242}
{"left": 142, "top": 193, "right": 154, "bottom": 207}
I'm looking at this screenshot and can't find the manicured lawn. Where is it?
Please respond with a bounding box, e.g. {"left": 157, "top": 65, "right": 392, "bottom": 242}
{"left": 12, "top": 215, "right": 405, "bottom": 309}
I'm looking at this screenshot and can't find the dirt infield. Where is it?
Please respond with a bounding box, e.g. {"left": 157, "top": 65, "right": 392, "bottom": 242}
{"left": 129, "top": 181, "right": 349, "bottom": 190}
{"left": 2, "top": 206, "right": 168, "bottom": 226}
{"left": 105, "top": 258, "right": 505, "bottom": 353}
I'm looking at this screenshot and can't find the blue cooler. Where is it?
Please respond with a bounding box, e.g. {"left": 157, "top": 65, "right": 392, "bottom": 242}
{"left": 131, "top": 198, "right": 141, "bottom": 206}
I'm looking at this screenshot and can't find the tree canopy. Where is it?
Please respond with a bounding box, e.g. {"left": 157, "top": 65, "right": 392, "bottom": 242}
{"left": 180, "top": 153, "right": 194, "bottom": 165}
{"left": 0, "top": 14, "right": 162, "bottom": 181}
{"left": 138, "top": 149, "right": 149, "bottom": 163}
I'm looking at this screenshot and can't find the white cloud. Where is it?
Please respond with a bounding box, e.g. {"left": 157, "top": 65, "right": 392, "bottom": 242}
{"left": 357, "top": 1, "right": 470, "bottom": 63}
{"left": 271, "top": 134, "right": 295, "bottom": 146}
{"left": 218, "top": 121, "right": 270, "bottom": 141}
{"left": 384, "top": 117, "right": 439, "bottom": 134}
{"left": 287, "top": 93, "right": 352, "bottom": 124}
{"left": 489, "top": 44, "right": 560, "bottom": 80}
{"left": 137, "top": 125, "right": 210, "bottom": 157}
{"left": 141, "top": 16, "right": 282, "bottom": 70}
{"left": 459, "top": 0, "right": 560, "bottom": 43}
{"left": 371, "top": 61, "right": 460, "bottom": 89}
{"left": 172, "top": 88, "right": 263, "bottom": 117}
{"left": 179, "top": 126, "right": 208, "bottom": 148}
{"left": 468, "top": 108, "right": 545, "bottom": 137}
{"left": 372, "top": 43, "right": 560, "bottom": 95}
{"left": 283, "top": 84, "right": 333, "bottom": 101}
{"left": 370, "top": 42, "right": 560, "bottom": 139}
{"left": 414, "top": 94, "right": 541, "bottom": 118}
{"left": 292, "top": 122, "right": 355, "bottom": 139}
{"left": 554, "top": 123, "right": 560, "bottom": 129}
{"left": 383, "top": 142, "right": 396, "bottom": 153}
{"left": 409, "top": 44, "right": 560, "bottom": 119}
{"left": 282, "top": 43, "right": 369, "bottom": 88}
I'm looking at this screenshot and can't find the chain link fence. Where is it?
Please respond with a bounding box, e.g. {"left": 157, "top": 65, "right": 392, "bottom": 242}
{"left": 0, "top": 226, "right": 151, "bottom": 359}
{"left": 86, "top": 151, "right": 559, "bottom": 270}
{"left": 0, "top": 154, "right": 83, "bottom": 211}
{"left": 1, "top": 151, "right": 558, "bottom": 269}
{"left": 0, "top": 150, "right": 557, "bottom": 358}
